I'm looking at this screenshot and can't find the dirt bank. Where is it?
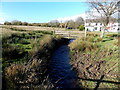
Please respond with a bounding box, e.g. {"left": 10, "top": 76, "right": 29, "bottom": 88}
{"left": 69, "top": 35, "right": 119, "bottom": 89}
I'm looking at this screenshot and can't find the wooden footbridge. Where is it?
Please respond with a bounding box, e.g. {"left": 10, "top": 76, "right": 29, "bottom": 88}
{"left": 54, "top": 30, "right": 84, "bottom": 39}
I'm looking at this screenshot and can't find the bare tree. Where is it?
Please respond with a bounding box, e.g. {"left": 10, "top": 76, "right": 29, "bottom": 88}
{"left": 65, "top": 20, "right": 75, "bottom": 29}
{"left": 48, "top": 20, "right": 60, "bottom": 35}
{"left": 49, "top": 20, "right": 60, "bottom": 27}
{"left": 87, "top": 0, "right": 119, "bottom": 38}
{"left": 75, "top": 17, "right": 84, "bottom": 29}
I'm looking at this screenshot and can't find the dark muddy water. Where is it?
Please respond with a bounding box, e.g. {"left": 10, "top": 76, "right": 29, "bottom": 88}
{"left": 49, "top": 40, "right": 78, "bottom": 88}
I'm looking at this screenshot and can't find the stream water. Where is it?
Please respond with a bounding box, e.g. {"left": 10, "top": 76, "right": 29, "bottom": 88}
{"left": 49, "top": 40, "right": 79, "bottom": 88}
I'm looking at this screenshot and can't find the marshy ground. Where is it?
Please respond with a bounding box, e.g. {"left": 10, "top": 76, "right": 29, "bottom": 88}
{"left": 1, "top": 25, "right": 120, "bottom": 89}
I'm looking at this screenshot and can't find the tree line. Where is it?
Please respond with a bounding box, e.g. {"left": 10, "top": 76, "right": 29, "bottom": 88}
{"left": 4, "top": 17, "right": 85, "bottom": 31}
{"left": 4, "top": 20, "right": 47, "bottom": 27}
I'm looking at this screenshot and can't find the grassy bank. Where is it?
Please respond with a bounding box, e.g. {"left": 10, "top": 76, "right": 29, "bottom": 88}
{"left": 2, "top": 27, "right": 69, "bottom": 89}
{"left": 69, "top": 32, "right": 119, "bottom": 89}
{"left": 2, "top": 27, "right": 53, "bottom": 69}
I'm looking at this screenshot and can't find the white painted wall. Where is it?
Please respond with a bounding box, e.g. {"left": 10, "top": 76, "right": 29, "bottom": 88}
{"left": 85, "top": 22, "right": 119, "bottom": 32}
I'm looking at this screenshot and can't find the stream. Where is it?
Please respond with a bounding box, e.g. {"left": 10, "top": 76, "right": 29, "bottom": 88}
{"left": 49, "top": 40, "right": 79, "bottom": 88}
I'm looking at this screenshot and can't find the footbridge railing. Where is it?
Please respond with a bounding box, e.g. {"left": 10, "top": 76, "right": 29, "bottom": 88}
{"left": 54, "top": 30, "right": 84, "bottom": 39}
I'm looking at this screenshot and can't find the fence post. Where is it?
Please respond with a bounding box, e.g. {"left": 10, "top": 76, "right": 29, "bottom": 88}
{"left": 53, "top": 30, "right": 55, "bottom": 35}
{"left": 69, "top": 31, "right": 70, "bottom": 39}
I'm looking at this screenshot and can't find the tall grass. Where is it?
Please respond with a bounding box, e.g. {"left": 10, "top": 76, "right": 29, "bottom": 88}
{"left": 69, "top": 36, "right": 100, "bottom": 52}
{"left": 69, "top": 34, "right": 119, "bottom": 89}
{"left": 4, "top": 59, "right": 54, "bottom": 89}
{"left": 2, "top": 27, "right": 54, "bottom": 67}
{"left": 3, "top": 35, "right": 55, "bottom": 89}
{"left": 3, "top": 30, "right": 66, "bottom": 89}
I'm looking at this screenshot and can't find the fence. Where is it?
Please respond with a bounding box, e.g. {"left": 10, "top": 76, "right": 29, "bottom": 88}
{"left": 54, "top": 30, "right": 84, "bottom": 39}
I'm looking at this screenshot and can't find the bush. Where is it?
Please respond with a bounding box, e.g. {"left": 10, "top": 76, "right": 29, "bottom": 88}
{"left": 69, "top": 39, "right": 98, "bottom": 52}
{"left": 76, "top": 36, "right": 95, "bottom": 42}
{"left": 95, "top": 37, "right": 103, "bottom": 42}
{"left": 113, "top": 40, "right": 118, "bottom": 46}
{"left": 106, "top": 34, "right": 118, "bottom": 37}
{"left": 4, "top": 61, "right": 54, "bottom": 89}
{"left": 4, "top": 21, "right": 12, "bottom": 25}
{"left": 4, "top": 64, "right": 25, "bottom": 89}
{"left": 2, "top": 44, "right": 27, "bottom": 60}
{"left": 85, "top": 36, "right": 95, "bottom": 42}
{"left": 19, "top": 39, "right": 30, "bottom": 44}
{"left": 79, "top": 25, "right": 85, "bottom": 31}
{"left": 87, "top": 32, "right": 100, "bottom": 37}
{"left": 29, "top": 35, "right": 54, "bottom": 56}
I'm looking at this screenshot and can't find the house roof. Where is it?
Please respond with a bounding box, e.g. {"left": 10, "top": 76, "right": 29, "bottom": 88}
{"left": 86, "top": 18, "right": 118, "bottom": 23}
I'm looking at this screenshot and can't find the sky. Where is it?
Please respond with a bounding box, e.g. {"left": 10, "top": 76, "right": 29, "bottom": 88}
{"left": 0, "top": 2, "right": 89, "bottom": 23}
{"left": 1, "top": 0, "right": 87, "bottom": 2}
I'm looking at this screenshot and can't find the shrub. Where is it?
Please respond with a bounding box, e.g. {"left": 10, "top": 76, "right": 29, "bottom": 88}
{"left": 76, "top": 36, "right": 95, "bottom": 42}
{"left": 106, "top": 34, "right": 118, "bottom": 37}
{"left": 39, "top": 35, "right": 53, "bottom": 47}
{"left": 11, "top": 33, "right": 24, "bottom": 38}
{"left": 95, "top": 37, "right": 103, "bottom": 42}
{"left": 4, "top": 61, "right": 54, "bottom": 89}
{"left": 53, "top": 35, "right": 63, "bottom": 39}
{"left": 87, "top": 32, "right": 100, "bottom": 37}
{"left": 4, "top": 64, "right": 26, "bottom": 89}
{"left": 19, "top": 39, "right": 30, "bottom": 44}
{"left": 69, "top": 40, "right": 98, "bottom": 52}
{"left": 4, "top": 21, "right": 12, "bottom": 25}
{"left": 2, "top": 44, "right": 27, "bottom": 60}
{"left": 85, "top": 36, "right": 95, "bottom": 42}
{"left": 29, "top": 35, "right": 54, "bottom": 56}
{"left": 113, "top": 40, "right": 118, "bottom": 46}
{"left": 79, "top": 25, "right": 85, "bottom": 31}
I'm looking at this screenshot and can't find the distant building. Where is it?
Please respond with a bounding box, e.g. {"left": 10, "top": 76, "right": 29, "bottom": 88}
{"left": 107, "top": 22, "right": 119, "bottom": 32}
{"left": 85, "top": 18, "right": 120, "bottom": 32}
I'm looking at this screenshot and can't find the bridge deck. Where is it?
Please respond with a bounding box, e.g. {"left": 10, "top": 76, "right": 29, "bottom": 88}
{"left": 54, "top": 30, "right": 84, "bottom": 39}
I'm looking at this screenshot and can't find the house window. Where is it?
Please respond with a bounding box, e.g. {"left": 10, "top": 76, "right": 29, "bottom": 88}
{"left": 89, "top": 23, "right": 90, "bottom": 26}
{"left": 94, "top": 27, "right": 97, "bottom": 30}
{"left": 96, "top": 23, "right": 97, "bottom": 25}
{"left": 100, "top": 23, "right": 102, "bottom": 25}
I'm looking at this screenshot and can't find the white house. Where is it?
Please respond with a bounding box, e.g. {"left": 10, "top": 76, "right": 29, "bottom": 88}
{"left": 85, "top": 19, "right": 120, "bottom": 32}
{"left": 107, "top": 22, "right": 120, "bottom": 32}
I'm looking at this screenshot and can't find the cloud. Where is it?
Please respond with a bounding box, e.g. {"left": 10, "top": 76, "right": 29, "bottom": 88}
{"left": 0, "top": 12, "right": 9, "bottom": 24}
{"left": 56, "top": 13, "right": 86, "bottom": 22}
{"left": 85, "top": 8, "right": 119, "bottom": 19}
{"left": 0, "top": 17, "right": 5, "bottom": 24}
{"left": 0, "top": 12, "right": 5, "bottom": 24}
{"left": 54, "top": 7, "right": 119, "bottom": 23}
